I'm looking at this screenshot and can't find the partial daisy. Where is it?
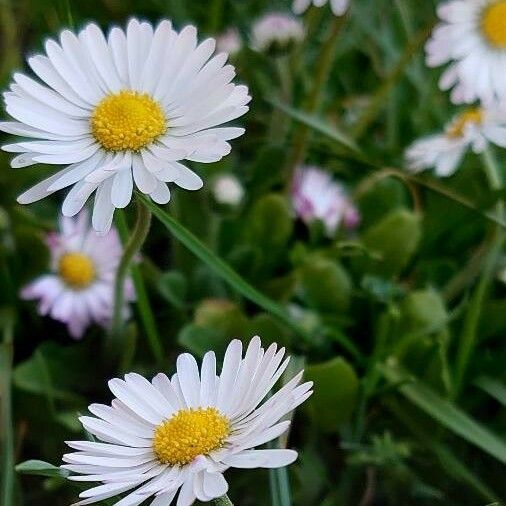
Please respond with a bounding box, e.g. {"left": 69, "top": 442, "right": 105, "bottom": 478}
{"left": 426, "top": 0, "right": 506, "bottom": 104}
{"left": 1, "top": 18, "right": 250, "bottom": 233}
{"left": 21, "top": 210, "right": 134, "bottom": 339}
{"left": 212, "top": 174, "right": 244, "bottom": 206}
{"left": 216, "top": 28, "right": 242, "bottom": 57}
{"left": 292, "top": 0, "right": 350, "bottom": 16}
{"left": 405, "top": 104, "right": 506, "bottom": 177}
{"left": 251, "top": 12, "right": 305, "bottom": 54}
{"left": 63, "top": 336, "right": 312, "bottom": 505}
{"left": 292, "top": 166, "right": 360, "bottom": 236}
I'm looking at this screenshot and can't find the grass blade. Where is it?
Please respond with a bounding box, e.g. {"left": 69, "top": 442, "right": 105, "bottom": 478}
{"left": 381, "top": 362, "right": 506, "bottom": 464}
{"left": 140, "top": 195, "right": 312, "bottom": 342}
{"left": 0, "top": 309, "right": 15, "bottom": 506}
{"left": 474, "top": 376, "right": 506, "bottom": 406}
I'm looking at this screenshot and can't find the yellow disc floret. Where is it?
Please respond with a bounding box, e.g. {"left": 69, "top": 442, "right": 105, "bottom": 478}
{"left": 58, "top": 252, "right": 96, "bottom": 289}
{"left": 447, "top": 108, "right": 483, "bottom": 139}
{"left": 153, "top": 407, "right": 230, "bottom": 466}
{"left": 91, "top": 90, "right": 167, "bottom": 151}
{"left": 481, "top": 1, "right": 506, "bottom": 48}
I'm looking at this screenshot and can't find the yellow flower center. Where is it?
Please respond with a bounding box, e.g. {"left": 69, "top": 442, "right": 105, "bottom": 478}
{"left": 153, "top": 407, "right": 230, "bottom": 466}
{"left": 91, "top": 90, "right": 167, "bottom": 151}
{"left": 481, "top": 1, "right": 506, "bottom": 48}
{"left": 447, "top": 108, "right": 483, "bottom": 139}
{"left": 58, "top": 252, "right": 96, "bottom": 289}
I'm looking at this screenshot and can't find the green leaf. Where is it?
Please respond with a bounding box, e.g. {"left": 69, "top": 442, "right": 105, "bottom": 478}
{"left": 474, "top": 376, "right": 506, "bottom": 406}
{"left": 268, "top": 99, "right": 361, "bottom": 154}
{"left": 306, "top": 357, "right": 359, "bottom": 432}
{"left": 178, "top": 324, "right": 227, "bottom": 358}
{"left": 158, "top": 270, "right": 187, "bottom": 309}
{"left": 381, "top": 363, "right": 506, "bottom": 464}
{"left": 139, "top": 196, "right": 312, "bottom": 342}
{"left": 15, "top": 460, "right": 69, "bottom": 479}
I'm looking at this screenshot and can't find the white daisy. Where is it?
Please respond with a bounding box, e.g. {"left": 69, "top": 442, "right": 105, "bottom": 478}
{"left": 21, "top": 210, "right": 134, "bottom": 339}
{"left": 426, "top": 0, "right": 506, "bottom": 104}
{"left": 292, "top": 0, "right": 350, "bottom": 16}
{"left": 63, "top": 336, "right": 313, "bottom": 505}
{"left": 405, "top": 104, "right": 506, "bottom": 177}
{"left": 251, "top": 12, "right": 305, "bottom": 53}
{"left": 1, "top": 18, "right": 250, "bottom": 233}
{"left": 212, "top": 174, "right": 244, "bottom": 206}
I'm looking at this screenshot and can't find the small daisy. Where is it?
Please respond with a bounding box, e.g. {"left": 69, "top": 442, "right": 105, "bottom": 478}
{"left": 63, "top": 337, "right": 312, "bottom": 505}
{"left": 292, "top": 0, "right": 350, "bottom": 16}
{"left": 251, "top": 13, "right": 305, "bottom": 53}
{"left": 426, "top": 0, "right": 506, "bottom": 104}
{"left": 1, "top": 18, "right": 250, "bottom": 232}
{"left": 292, "top": 166, "right": 360, "bottom": 236}
{"left": 216, "top": 28, "right": 242, "bottom": 57}
{"left": 405, "top": 104, "right": 506, "bottom": 176}
{"left": 21, "top": 210, "right": 134, "bottom": 339}
{"left": 212, "top": 174, "right": 244, "bottom": 206}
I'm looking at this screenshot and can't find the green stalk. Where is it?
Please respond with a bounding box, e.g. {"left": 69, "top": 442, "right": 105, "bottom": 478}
{"left": 0, "top": 309, "right": 15, "bottom": 506}
{"left": 286, "top": 15, "right": 346, "bottom": 176}
{"left": 213, "top": 495, "right": 234, "bottom": 506}
{"left": 115, "top": 210, "right": 164, "bottom": 366}
{"left": 110, "top": 198, "right": 154, "bottom": 358}
{"left": 453, "top": 147, "right": 504, "bottom": 397}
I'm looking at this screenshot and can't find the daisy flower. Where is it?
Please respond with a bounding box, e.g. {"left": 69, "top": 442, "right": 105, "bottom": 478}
{"left": 292, "top": 166, "right": 360, "bottom": 236}
{"left": 21, "top": 210, "right": 134, "bottom": 339}
{"left": 292, "top": 0, "right": 350, "bottom": 16}
{"left": 405, "top": 104, "right": 506, "bottom": 176}
{"left": 426, "top": 0, "right": 506, "bottom": 104}
{"left": 63, "top": 336, "right": 313, "bottom": 505}
{"left": 251, "top": 12, "right": 305, "bottom": 53}
{"left": 1, "top": 18, "right": 250, "bottom": 232}
{"left": 212, "top": 174, "right": 244, "bottom": 206}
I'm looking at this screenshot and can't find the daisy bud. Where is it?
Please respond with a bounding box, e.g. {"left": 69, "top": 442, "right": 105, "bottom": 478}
{"left": 252, "top": 12, "right": 305, "bottom": 55}
{"left": 212, "top": 174, "right": 244, "bottom": 206}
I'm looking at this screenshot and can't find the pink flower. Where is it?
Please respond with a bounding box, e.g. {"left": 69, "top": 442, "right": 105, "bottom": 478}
{"left": 216, "top": 27, "right": 242, "bottom": 56}
{"left": 292, "top": 166, "right": 360, "bottom": 236}
{"left": 251, "top": 12, "right": 305, "bottom": 53}
{"left": 21, "top": 210, "right": 134, "bottom": 339}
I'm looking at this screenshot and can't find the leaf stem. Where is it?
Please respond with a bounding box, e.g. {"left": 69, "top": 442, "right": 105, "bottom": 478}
{"left": 110, "top": 198, "right": 153, "bottom": 358}
{"left": 213, "top": 494, "right": 234, "bottom": 506}
{"left": 453, "top": 147, "right": 504, "bottom": 397}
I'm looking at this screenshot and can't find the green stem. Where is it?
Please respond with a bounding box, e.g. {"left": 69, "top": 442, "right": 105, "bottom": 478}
{"left": 110, "top": 199, "right": 152, "bottom": 352}
{"left": 213, "top": 494, "right": 234, "bottom": 506}
{"left": 116, "top": 210, "right": 164, "bottom": 366}
{"left": 286, "top": 15, "right": 346, "bottom": 176}
{"left": 0, "top": 309, "right": 15, "bottom": 506}
{"left": 453, "top": 147, "right": 504, "bottom": 397}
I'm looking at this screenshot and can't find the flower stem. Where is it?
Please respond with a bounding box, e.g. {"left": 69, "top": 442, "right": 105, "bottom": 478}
{"left": 453, "top": 147, "right": 504, "bottom": 397}
{"left": 213, "top": 495, "right": 234, "bottom": 506}
{"left": 110, "top": 198, "right": 152, "bottom": 351}
{"left": 285, "top": 15, "right": 346, "bottom": 178}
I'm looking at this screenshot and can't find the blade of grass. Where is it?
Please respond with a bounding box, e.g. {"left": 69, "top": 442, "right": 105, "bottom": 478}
{"left": 140, "top": 195, "right": 315, "bottom": 343}
{"left": 386, "top": 399, "right": 500, "bottom": 503}
{"left": 381, "top": 362, "right": 506, "bottom": 463}
{"left": 116, "top": 209, "right": 164, "bottom": 366}
{"left": 0, "top": 308, "right": 15, "bottom": 506}
{"left": 474, "top": 376, "right": 506, "bottom": 406}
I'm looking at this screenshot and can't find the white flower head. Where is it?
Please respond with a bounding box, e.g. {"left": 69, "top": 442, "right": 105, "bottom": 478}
{"left": 21, "top": 210, "right": 134, "bottom": 339}
{"left": 212, "top": 174, "right": 244, "bottom": 206}
{"left": 426, "top": 0, "right": 506, "bottom": 104}
{"left": 1, "top": 18, "right": 251, "bottom": 232}
{"left": 292, "top": 166, "right": 360, "bottom": 236}
{"left": 405, "top": 103, "right": 506, "bottom": 177}
{"left": 216, "top": 28, "right": 242, "bottom": 57}
{"left": 252, "top": 12, "right": 305, "bottom": 53}
{"left": 292, "top": 0, "right": 350, "bottom": 16}
{"left": 63, "top": 337, "right": 313, "bottom": 505}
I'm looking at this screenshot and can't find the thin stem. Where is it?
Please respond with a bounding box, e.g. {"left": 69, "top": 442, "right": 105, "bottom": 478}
{"left": 286, "top": 15, "right": 346, "bottom": 177}
{"left": 453, "top": 147, "right": 504, "bottom": 397}
{"left": 212, "top": 494, "right": 234, "bottom": 506}
{"left": 116, "top": 210, "right": 164, "bottom": 366}
{"left": 110, "top": 198, "right": 152, "bottom": 350}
